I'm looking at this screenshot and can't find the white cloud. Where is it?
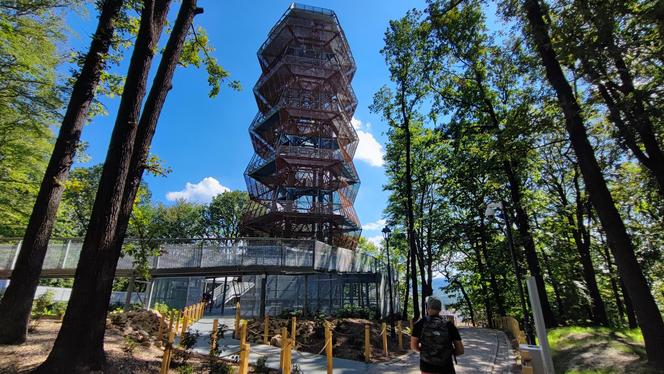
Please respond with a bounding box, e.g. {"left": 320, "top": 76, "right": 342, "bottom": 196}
{"left": 366, "top": 235, "right": 384, "bottom": 248}
{"left": 362, "top": 218, "right": 387, "bottom": 231}
{"left": 352, "top": 117, "right": 384, "bottom": 167}
{"left": 166, "top": 177, "right": 230, "bottom": 203}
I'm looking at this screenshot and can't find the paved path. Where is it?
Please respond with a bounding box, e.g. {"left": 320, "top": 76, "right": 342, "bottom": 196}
{"left": 368, "top": 327, "right": 518, "bottom": 374}
{"left": 187, "top": 317, "right": 518, "bottom": 373}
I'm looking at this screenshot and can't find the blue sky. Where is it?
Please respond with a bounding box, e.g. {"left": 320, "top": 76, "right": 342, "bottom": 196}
{"left": 67, "top": 1, "right": 428, "bottom": 245}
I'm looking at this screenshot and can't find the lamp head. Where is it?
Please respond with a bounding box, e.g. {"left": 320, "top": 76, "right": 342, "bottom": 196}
{"left": 382, "top": 226, "right": 391, "bottom": 239}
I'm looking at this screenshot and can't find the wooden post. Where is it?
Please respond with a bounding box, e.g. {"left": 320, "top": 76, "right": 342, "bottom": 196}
{"left": 160, "top": 330, "right": 175, "bottom": 374}
{"left": 382, "top": 322, "right": 388, "bottom": 356}
{"left": 397, "top": 320, "right": 403, "bottom": 351}
{"left": 325, "top": 322, "right": 333, "bottom": 374}
{"left": 284, "top": 335, "right": 292, "bottom": 374}
{"left": 264, "top": 315, "right": 270, "bottom": 345}
{"left": 291, "top": 316, "right": 297, "bottom": 349}
{"left": 157, "top": 313, "right": 165, "bottom": 347}
{"left": 234, "top": 302, "right": 241, "bottom": 339}
{"left": 173, "top": 310, "right": 181, "bottom": 336}
{"left": 239, "top": 342, "right": 250, "bottom": 374}
{"left": 364, "top": 324, "right": 371, "bottom": 362}
{"left": 167, "top": 310, "right": 175, "bottom": 337}
{"left": 280, "top": 327, "right": 288, "bottom": 372}
{"left": 180, "top": 315, "right": 189, "bottom": 341}
{"left": 211, "top": 319, "right": 219, "bottom": 352}
{"left": 240, "top": 319, "right": 247, "bottom": 346}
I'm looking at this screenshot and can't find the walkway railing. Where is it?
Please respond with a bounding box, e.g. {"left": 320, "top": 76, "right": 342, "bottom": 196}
{"left": 0, "top": 237, "right": 380, "bottom": 278}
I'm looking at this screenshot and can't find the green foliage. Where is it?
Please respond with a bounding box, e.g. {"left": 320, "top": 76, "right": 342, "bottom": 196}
{"left": 333, "top": 305, "right": 378, "bottom": 320}
{"left": 180, "top": 26, "right": 241, "bottom": 97}
{"left": 173, "top": 329, "right": 200, "bottom": 366}
{"left": 0, "top": 2, "right": 66, "bottom": 237}
{"left": 206, "top": 355, "right": 233, "bottom": 374}
{"left": 123, "top": 335, "right": 138, "bottom": 357}
{"left": 154, "top": 302, "right": 176, "bottom": 317}
{"left": 278, "top": 309, "right": 303, "bottom": 319}
{"left": 175, "top": 364, "right": 194, "bottom": 374}
{"left": 31, "top": 290, "right": 55, "bottom": 319}
{"left": 202, "top": 191, "right": 249, "bottom": 239}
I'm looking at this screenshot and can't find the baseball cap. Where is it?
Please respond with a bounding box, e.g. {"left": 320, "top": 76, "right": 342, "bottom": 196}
{"left": 427, "top": 296, "right": 442, "bottom": 311}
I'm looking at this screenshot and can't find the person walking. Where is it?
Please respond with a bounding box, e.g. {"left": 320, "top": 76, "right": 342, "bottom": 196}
{"left": 411, "top": 297, "right": 464, "bottom": 374}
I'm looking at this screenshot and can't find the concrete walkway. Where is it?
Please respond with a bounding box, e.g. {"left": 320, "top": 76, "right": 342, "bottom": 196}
{"left": 187, "top": 317, "right": 518, "bottom": 373}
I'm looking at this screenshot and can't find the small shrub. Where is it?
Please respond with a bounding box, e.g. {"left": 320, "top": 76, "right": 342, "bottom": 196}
{"left": 206, "top": 355, "right": 233, "bottom": 374}
{"left": 255, "top": 355, "right": 269, "bottom": 374}
{"left": 32, "top": 290, "right": 55, "bottom": 319}
{"left": 333, "top": 305, "right": 378, "bottom": 320}
{"left": 52, "top": 301, "right": 67, "bottom": 319}
{"left": 173, "top": 330, "right": 200, "bottom": 366}
{"left": 154, "top": 302, "right": 173, "bottom": 316}
{"left": 176, "top": 363, "right": 194, "bottom": 374}
{"left": 123, "top": 336, "right": 138, "bottom": 357}
{"left": 278, "top": 309, "right": 303, "bottom": 319}
{"left": 180, "top": 329, "right": 200, "bottom": 350}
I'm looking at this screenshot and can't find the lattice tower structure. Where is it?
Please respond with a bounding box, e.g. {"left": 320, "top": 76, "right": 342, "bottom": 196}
{"left": 242, "top": 4, "right": 361, "bottom": 249}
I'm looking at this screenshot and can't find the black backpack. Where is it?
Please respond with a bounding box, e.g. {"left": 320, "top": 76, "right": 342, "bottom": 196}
{"left": 420, "top": 316, "right": 454, "bottom": 366}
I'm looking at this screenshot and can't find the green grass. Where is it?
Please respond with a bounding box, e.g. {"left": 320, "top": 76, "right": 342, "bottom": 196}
{"left": 546, "top": 326, "right": 655, "bottom": 374}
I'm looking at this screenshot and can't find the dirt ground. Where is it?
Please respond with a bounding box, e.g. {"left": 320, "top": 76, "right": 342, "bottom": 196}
{"left": 245, "top": 317, "right": 411, "bottom": 362}
{"left": 0, "top": 316, "right": 239, "bottom": 374}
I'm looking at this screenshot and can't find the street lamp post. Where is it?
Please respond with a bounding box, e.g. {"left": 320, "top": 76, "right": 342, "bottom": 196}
{"left": 382, "top": 226, "right": 396, "bottom": 339}
{"left": 486, "top": 201, "right": 535, "bottom": 344}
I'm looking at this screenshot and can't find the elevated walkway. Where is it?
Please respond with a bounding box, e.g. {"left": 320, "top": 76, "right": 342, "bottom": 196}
{"left": 0, "top": 238, "right": 379, "bottom": 280}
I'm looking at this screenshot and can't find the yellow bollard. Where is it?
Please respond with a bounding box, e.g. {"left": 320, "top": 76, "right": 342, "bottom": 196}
{"left": 364, "top": 324, "right": 371, "bottom": 362}
{"left": 264, "top": 315, "right": 270, "bottom": 345}
{"left": 325, "top": 322, "right": 333, "bottom": 374}
{"left": 211, "top": 319, "right": 219, "bottom": 352}
{"left": 291, "top": 316, "right": 297, "bottom": 349}
{"left": 397, "top": 320, "right": 403, "bottom": 351}
{"left": 234, "top": 302, "right": 241, "bottom": 339}
{"left": 382, "top": 322, "right": 388, "bottom": 356}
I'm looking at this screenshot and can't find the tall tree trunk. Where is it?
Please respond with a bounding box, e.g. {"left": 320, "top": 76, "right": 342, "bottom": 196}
{"left": 479, "top": 217, "right": 505, "bottom": 316}
{"left": 400, "top": 89, "right": 420, "bottom": 320}
{"left": 0, "top": 0, "right": 124, "bottom": 345}
{"left": 620, "top": 279, "right": 638, "bottom": 329}
{"left": 504, "top": 162, "right": 557, "bottom": 327}
{"left": 35, "top": 1, "right": 171, "bottom": 371}
{"left": 540, "top": 249, "right": 564, "bottom": 321}
{"left": 112, "top": 0, "right": 203, "bottom": 268}
{"left": 469, "top": 234, "right": 494, "bottom": 327}
{"left": 571, "top": 167, "right": 608, "bottom": 326}
{"left": 452, "top": 279, "right": 475, "bottom": 327}
{"left": 473, "top": 69, "right": 556, "bottom": 327}
{"left": 523, "top": 0, "right": 664, "bottom": 368}
{"left": 601, "top": 242, "right": 626, "bottom": 323}
{"left": 402, "top": 250, "right": 411, "bottom": 321}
